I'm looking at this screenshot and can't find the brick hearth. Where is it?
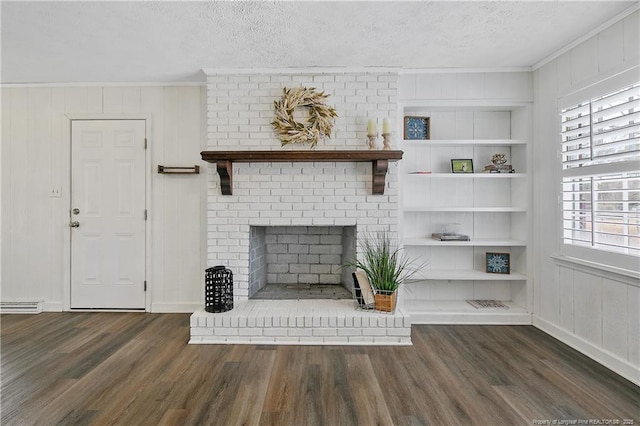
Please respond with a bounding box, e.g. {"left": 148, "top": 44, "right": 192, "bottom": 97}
{"left": 190, "top": 300, "right": 411, "bottom": 345}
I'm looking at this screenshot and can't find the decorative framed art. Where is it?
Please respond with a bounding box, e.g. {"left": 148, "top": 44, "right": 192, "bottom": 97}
{"left": 486, "top": 252, "right": 510, "bottom": 274}
{"left": 404, "top": 116, "right": 430, "bottom": 140}
{"left": 451, "top": 158, "right": 474, "bottom": 173}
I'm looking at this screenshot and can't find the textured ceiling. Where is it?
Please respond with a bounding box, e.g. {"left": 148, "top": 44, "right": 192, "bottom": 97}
{"left": 1, "top": 1, "right": 635, "bottom": 84}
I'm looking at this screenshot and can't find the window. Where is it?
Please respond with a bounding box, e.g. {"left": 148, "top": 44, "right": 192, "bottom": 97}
{"left": 560, "top": 82, "right": 640, "bottom": 259}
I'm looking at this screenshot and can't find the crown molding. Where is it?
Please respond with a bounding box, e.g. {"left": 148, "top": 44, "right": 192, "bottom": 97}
{"left": 398, "top": 67, "right": 532, "bottom": 74}
{"left": 201, "top": 67, "right": 402, "bottom": 75}
{"left": 0, "top": 81, "right": 204, "bottom": 88}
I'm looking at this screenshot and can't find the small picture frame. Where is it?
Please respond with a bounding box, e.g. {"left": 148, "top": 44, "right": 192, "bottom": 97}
{"left": 451, "top": 159, "right": 474, "bottom": 173}
{"left": 486, "top": 252, "right": 511, "bottom": 274}
{"left": 404, "top": 116, "right": 430, "bottom": 140}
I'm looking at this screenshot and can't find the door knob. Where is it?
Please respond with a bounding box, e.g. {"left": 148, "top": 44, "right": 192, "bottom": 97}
{"left": 69, "top": 221, "right": 80, "bottom": 228}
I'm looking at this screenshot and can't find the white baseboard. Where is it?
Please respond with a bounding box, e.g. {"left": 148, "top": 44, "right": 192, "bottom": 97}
{"left": 151, "top": 303, "right": 201, "bottom": 313}
{"left": 43, "top": 302, "right": 63, "bottom": 312}
{"left": 533, "top": 316, "right": 640, "bottom": 386}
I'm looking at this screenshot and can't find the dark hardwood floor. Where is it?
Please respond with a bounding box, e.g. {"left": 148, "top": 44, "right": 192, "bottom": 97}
{"left": 1, "top": 312, "right": 638, "bottom": 425}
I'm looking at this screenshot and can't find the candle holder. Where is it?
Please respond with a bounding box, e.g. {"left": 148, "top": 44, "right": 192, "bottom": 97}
{"left": 366, "top": 133, "right": 377, "bottom": 150}
{"left": 382, "top": 133, "right": 391, "bottom": 150}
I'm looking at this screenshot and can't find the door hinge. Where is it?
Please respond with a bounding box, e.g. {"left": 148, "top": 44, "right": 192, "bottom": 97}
{"left": 144, "top": 209, "right": 148, "bottom": 220}
{"left": 144, "top": 138, "right": 148, "bottom": 149}
{"left": 144, "top": 280, "right": 147, "bottom": 292}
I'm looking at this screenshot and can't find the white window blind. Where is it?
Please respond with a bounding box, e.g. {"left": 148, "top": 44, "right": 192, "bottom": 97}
{"left": 560, "top": 82, "right": 640, "bottom": 257}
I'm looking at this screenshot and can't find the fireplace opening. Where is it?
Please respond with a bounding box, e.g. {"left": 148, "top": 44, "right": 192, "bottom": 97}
{"left": 249, "top": 225, "right": 356, "bottom": 300}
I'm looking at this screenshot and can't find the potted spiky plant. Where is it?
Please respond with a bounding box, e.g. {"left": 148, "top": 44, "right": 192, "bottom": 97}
{"left": 347, "top": 230, "right": 418, "bottom": 312}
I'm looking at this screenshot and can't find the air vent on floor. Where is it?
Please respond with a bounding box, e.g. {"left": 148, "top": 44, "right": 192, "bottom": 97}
{"left": 0, "top": 301, "right": 43, "bottom": 314}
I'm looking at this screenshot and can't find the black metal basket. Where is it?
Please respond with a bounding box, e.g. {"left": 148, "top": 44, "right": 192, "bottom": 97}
{"left": 205, "top": 265, "right": 233, "bottom": 313}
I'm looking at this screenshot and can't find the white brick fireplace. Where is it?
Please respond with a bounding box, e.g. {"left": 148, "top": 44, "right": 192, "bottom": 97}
{"left": 204, "top": 70, "right": 400, "bottom": 299}
{"left": 190, "top": 70, "right": 411, "bottom": 344}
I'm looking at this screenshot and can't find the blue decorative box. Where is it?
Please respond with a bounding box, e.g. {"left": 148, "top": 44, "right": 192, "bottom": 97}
{"left": 486, "top": 252, "right": 510, "bottom": 274}
{"left": 404, "top": 116, "right": 430, "bottom": 140}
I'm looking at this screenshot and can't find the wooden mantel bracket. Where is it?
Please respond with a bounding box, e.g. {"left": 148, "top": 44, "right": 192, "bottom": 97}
{"left": 372, "top": 159, "right": 389, "bottom": 195}
{"left": 216, "top": 160, "right": 233, "bottom": 195}
{"left": 200, "top": 150, "right": 403, "bottom": 195}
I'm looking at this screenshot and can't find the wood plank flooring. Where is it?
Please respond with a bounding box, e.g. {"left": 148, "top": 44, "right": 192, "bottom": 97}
{"left": 1, "top": 312, "right": 638, "bottom": 425}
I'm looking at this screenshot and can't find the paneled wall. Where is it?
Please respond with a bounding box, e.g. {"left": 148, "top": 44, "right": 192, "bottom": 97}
{"left": 1, "top": 86, "right": 205, "bottom": 312}
{"left": 398, "top": 71, "right": 533, "bottom": 102}
{"left": 532, "top": 10, "right": 639, "bottom": 384}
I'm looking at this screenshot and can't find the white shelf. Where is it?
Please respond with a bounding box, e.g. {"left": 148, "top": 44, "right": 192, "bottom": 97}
{"left": 403, "top": 238, "right": 526, "bottom": 247}
{"left": 403, "top": 139, "right": 527, "bottom": 147}
{"left": 406, "top": 173, "right": 526, "bottom": 178}
{"left": 404, "top": 206, "right": 526, "bottom": 213}
{"left": 402, "top": 300, "right": 531, "bottom": 325}
{"left": 410, "top": 269, "right": 527, "bottom": 281}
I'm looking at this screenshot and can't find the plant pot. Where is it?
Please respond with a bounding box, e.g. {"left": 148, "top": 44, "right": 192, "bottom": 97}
{"left": 374, "top": 290, "right": 397, "bottom": 312}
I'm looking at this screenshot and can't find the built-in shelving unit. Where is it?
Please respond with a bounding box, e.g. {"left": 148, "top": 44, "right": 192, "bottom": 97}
{"left": 399, "top": 101, "right": 532, "bottom": 324}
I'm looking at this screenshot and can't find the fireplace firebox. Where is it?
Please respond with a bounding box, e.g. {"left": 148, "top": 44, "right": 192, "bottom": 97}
{"left": 248, "top": 225, "right": 356, "bottom": 299}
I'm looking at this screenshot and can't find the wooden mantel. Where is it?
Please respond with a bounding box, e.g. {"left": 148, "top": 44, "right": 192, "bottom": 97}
{"left": 200, "top": 150, "right": 403, "bottom": 195}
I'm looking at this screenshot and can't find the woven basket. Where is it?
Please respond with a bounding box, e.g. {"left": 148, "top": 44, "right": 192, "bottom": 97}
{"left": 374, "top": 290, "right": 397, "bottom": 313}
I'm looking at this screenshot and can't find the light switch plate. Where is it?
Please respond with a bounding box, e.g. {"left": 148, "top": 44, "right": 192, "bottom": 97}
{"left": 50, "top": 187, "right": 62, "bottom": 198}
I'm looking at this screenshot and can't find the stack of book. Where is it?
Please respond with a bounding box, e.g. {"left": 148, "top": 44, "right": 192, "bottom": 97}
{"left": 483, "top": 164, "right": 514, "bottom": 173}
{"left": 431, "top": 233, "right": 470, "bottom": 241}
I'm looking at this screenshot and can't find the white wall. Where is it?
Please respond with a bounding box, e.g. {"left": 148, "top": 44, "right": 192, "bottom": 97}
{"left": 1, "top": 86, "right": 206, "bottom": 312}
{"left": 532, "top": 10, "right": 639, "bottom": 384}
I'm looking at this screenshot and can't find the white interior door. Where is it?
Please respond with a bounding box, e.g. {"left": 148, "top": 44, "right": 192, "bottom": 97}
{"left": 70, "top": 120, "right": 146, "bottom": 309}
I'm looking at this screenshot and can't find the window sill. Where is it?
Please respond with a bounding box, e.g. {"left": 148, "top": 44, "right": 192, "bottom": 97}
{"left": 552, "top": 254, "right": 639, "bottom": 287}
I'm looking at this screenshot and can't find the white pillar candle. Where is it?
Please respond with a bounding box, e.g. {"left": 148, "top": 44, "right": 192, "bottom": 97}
{"left": 382, "top": 118, "right": 390, "bottom": 134}
{"left": 367, "top": 119, "right": 376, "bottom": 135}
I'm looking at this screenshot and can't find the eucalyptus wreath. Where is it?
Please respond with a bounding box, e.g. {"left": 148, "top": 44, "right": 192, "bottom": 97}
{"left": 271, "top": 87, "right": 338, "bottom": 148}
